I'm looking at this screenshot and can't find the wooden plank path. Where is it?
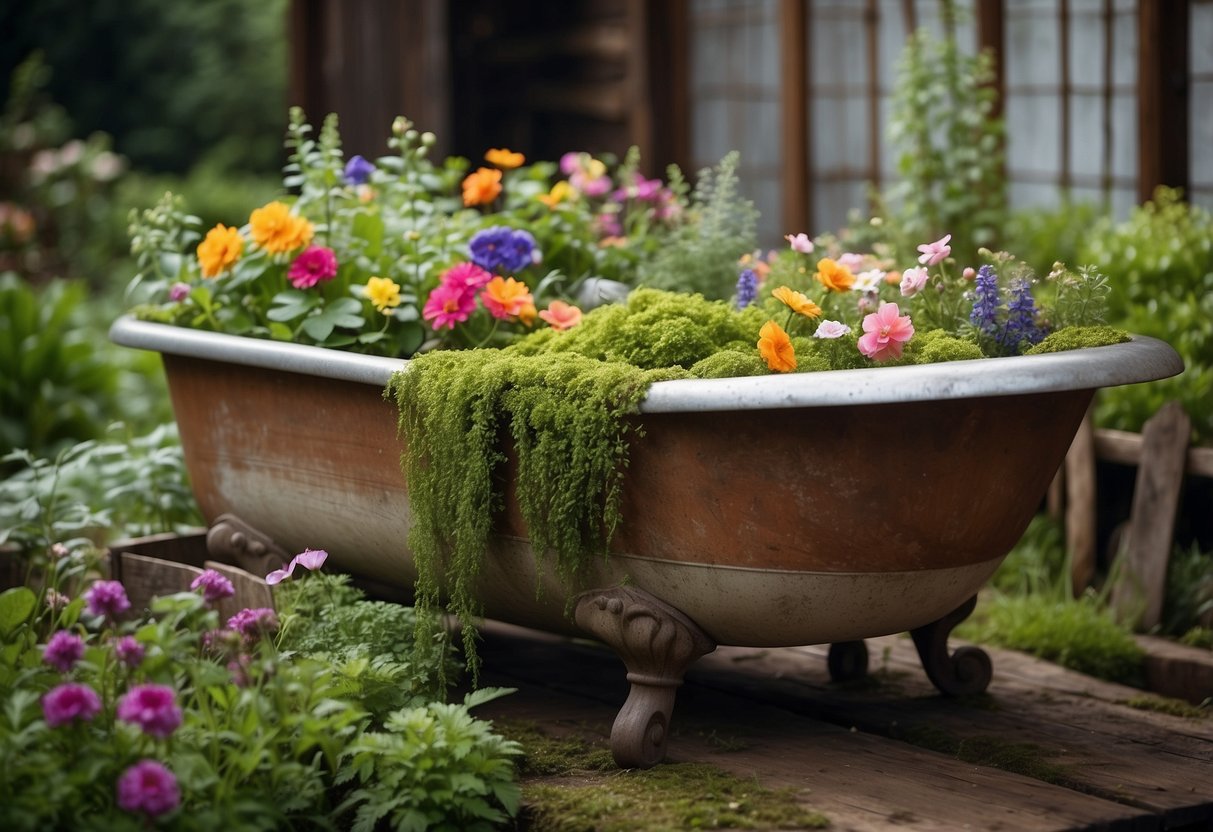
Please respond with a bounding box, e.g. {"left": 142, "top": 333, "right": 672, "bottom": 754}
{"left": 471, "top": 621, "right": 1213, "bottom": 831}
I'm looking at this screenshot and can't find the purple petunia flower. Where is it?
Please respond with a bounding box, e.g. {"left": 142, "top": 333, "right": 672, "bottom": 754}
{"left": 468, "top": 226, "right": 538, "bottom": 274}
{"left": 117, "top": 684, "right": 183, "bottom": 739}
{"left": 117, "top": 759, "right": 180, "bottom": 817}
{"left": 343, "top": 154, "right": 375, "bottom": 186}
{"left": 42, "top": 682, "right": 103, "bottom": 727}
{"left": 43, "top": 630, "right": 86, "bottom": 672}
{"left": 190, "top": 569, "right": 235, "bottom": 605}
{"left": 735, "top": 269, "right": 759, "bottom": 309}
{"left": 227, "top": 607, "right": 280, "bottom": 642}
{"left": 84, "top": 580, "right": 131, "bottom": 620}
{"left": 114, "top": 636, "right": 146, "bottom": 668}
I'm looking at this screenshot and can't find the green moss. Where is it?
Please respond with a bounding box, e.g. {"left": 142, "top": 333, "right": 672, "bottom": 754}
{"left": 1180, "top": 627, "right": 1213, "bottom": 649}
{"left": 689, "top": 351, "right": 769, "bottom": 379}
{"left": 909, "top": 329, "right": 986, "bottom": 363}
{"left": 901, "top": 725, "right": 1073, "bottom": 786}
{"left": 1025, "top": 325, "right": 1130, "bottom": 354}
{"left": 1122, "top": 695, "right": 1210, "bottom": 719}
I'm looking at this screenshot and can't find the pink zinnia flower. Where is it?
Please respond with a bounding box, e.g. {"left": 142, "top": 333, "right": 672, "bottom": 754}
{"left": 114, "top": 636, "right": 145, "bottom": 668}
{"left": 423, "top": 282, "right": 477, "bottom": 330}
{"left": 813, "top": 320, "right": 852, "bottom": 339}
{"left": 441, "top": 262, "right": 493, "bottom": 292}
{"left": 899, "top": 266, "right": 930, "bottom": 297}
{"left": 264, "top": 548, "right": 328, "bottom": 585}
{"left": 190, "top": 569, "right": 235, "bottom": 605}
{"left": 42, "top": 683, "right": 102, "bottom": 726}
{"left": 227, "top": 607, "right": 280, "bottom": 642}
{"left": 117, "top": 684, "right": 183, "bottom": 739}
{"left": 785, "top": 233, "right": 814, "bottom": 254}
{"left": 287, "top": 245, "right": 338, "bottom": 289}
{"left": 917, "top": 234, "right": 952, "bottom": 266}
{"left": 84, "top": 580, "right": 130, "bottom": 620}
{"left": 858, "top": 302, "right": 915, "bottom": 362}
{"left": 117, "top": 760, "right": 180, "bottom": 818}
{"left": 43, "top": 630, "right": 85, "bottom": 672}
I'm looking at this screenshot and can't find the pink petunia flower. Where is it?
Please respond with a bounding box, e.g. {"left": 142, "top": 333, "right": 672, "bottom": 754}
{"left": 265, "top": 548, "right": 329, "bottom": 585}
{"left": 190, "top": 569, "right": 235, "bottom": 605}
{"left": 117, "top": 759, "right": 180, "bottom": 818}
{"left": 287, "top": 245, "right": 338, "bottom": 289}
{"left": 114, "top": 636, "right": 145, "bottom": 668}
{"left": 441, "top": 262, "right": 493, "bottom": 292}
{"left": 813, "top": 320, "right": 852, "bottom": 339}
{"left": 43, "top": 630, "right": 85, "bottom": 672}
{"left": 785, "top": 233, "right": 814, "bottom": 254}
{"left": 917, "top": 234, "right": 952, "bottom": 266}
{"left": 423, "top": 282, "right": 478, "bottom": 330}
{"left": 117, "top": 684, "right": 183, "bottom": 739}
{"left": 42, "top": 683, "right": 102, "bottom": 727}
{"left": 858, "top": 302, "right": 915, "bottom": 362}
{"left": 899, "top": 266, "right": 930, "bottom": 297}
{"left": 84, "top": 580, "right": 130, "bottom": 620}
{"left": 227, "top": 607, "right": 280, "bottom": 642}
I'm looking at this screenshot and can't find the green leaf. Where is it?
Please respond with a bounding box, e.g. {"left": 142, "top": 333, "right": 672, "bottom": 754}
{"left": 268, "top": 290, "right": 321, "bottom": 323}
{"left": 0, "top": 587, "right": 36, "bottom": 637}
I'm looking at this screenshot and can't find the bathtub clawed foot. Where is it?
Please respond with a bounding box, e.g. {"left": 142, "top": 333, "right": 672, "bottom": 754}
{"left": 910, "top": 594, "right": 993, "bottom": 695}
{"left": 827, "top": 641, "right": 870, "bottom": 682}
{"left": 574, "top": 586, "right": 716, "bottom": 769}
{"left": 205, "top": 513, "right": 290, "bottom": 576}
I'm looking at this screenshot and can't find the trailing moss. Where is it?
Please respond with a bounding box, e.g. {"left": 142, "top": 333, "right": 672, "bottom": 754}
{"left": 1026, "top": 325, "right": 1130, "bottom": 354}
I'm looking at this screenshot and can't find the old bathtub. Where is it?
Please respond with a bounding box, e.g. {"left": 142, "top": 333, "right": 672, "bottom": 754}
{"left": 110, "top": 316, "right": 1183, "bottom": 765}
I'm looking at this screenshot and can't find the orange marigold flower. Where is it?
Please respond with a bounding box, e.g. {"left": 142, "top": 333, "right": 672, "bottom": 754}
{"left": 462, "top": 167, "right": 503, "bottom": 207}
{"left": 249, "top": 201, "right": 314, "bottom": 254}
{"left": 481, "top": 276, "right": 533, "bottom": 320}
{"left": 814, "top": 257, "right": 856, "bottom": 293}
{"left": 538, "top": 300, "right": 582, "bottom": 331}
{"left": 196, "top": 223, "right": 244, "bottom": 278}
{"left": 758, "top": 320, "right": 796, "bottom": 373}
{"left": 485, "top": 148, "right": 525, "bottom": 169}
{"left": 772, "top": 286, "right": 822, "bottom": 319}
{"left": 518, "top": 301, "right": 538, "bottom": 327}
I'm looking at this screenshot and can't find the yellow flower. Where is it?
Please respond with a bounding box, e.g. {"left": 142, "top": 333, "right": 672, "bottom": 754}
{"left": 196, "top": 223, "right": 244, "bottom": 278}
{"left": 772, "top": 286, "right": 821, "bottom": 319}
{"left": 248, "top": 201, "right": 314, "bottom": 254}
{"left": 485, "top": 148, "right": 525, "bottom": 169}
{"left": 365, "top": 276, "right": 402, "bottom": 314}
{"left": 758, "top": 320, "right": 796, "bottom": 373}
{"left": 537, "top": 181, "right": 575, "bottom": 208}
{"left": 462, "top": 167, "right": 503, "bottom": 207}
{"left": 814, "top": 258, "right": 855, "bottom": 293}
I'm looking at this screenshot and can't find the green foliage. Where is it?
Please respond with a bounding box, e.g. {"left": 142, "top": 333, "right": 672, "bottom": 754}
{"left": 1162, "top": 543, "right": 1213, "bottom": 640}
{"left": 1005, "top": 201, "right": 1106, "bottom": 279}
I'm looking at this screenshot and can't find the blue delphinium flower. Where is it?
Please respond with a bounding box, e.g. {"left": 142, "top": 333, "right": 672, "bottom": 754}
{"left": 1003, "top": 277, "right": 1045, "bottom": 352}
{"left": 469, "top": 226, "right": 538, "bottom": 274}
{"left": 969, "top": 264, "right": 1001, "bottom": 336}
{"left": 735, "top": 268, "right": 759, "bottom": 309}
{"left": 343, "top": 155, "right": 375, "bottom": 186}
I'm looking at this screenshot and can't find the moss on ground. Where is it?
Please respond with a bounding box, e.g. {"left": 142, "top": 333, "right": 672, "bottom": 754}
{"left": 1121, "top": 695, "right": 1210, "bottom": 719}
{"left": 900, "top": 724, "right": 1074, "bottom": 786}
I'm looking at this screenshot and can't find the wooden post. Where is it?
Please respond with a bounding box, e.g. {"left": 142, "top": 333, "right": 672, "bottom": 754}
{"left": 779, "top": 0, "right": 809, "bottom": 235}
{"left": 1065, "top": 407, "right": 1098, "bottom": 595}
{"left": 1137, "top": 0, "right": 1190, "bottom": 203}
{"left": 1109, "top": 401, "right": 1191, "bottom": 631}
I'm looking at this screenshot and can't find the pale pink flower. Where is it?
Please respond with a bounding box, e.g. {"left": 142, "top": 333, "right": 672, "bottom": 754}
{"left": 813, "top": 320, "right": 852, "bottom": 339}
{"left": 917, "top": 234, "right": 952, "bottom": 266}
{"left": 858, "top": 302, "right": 914, "bottom": 362}
{"left": 838, "top": 252, "right": 867, "bottom": 272}
{"left": 962, "top": 267, "right": 977, "bottom": 280}
{"left": 265, "top": 548, "right": 329, "bottom": 585}
{"left": 784, "top": 233, "right": 814, "bottom": 254}
{"left": 538, "top": 300, "right": 582, "bottom": 331}
{"left": 899, "top": 266, "right": 930, "bottom": 297}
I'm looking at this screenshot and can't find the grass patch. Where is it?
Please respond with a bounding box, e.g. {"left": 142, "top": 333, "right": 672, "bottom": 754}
{"left": 1122, "top": 695, "right": 1210, "bottom": 719}
{"left": 901, "top": 725, "right": 1074, "bottom": 786}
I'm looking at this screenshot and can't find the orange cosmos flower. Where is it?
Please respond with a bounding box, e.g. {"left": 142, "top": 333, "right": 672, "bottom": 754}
{"left": 462, "top": 167, "right": 503, "bottom": 207}
{"left": 814, "top": 257, "right": 856, "bottom": 293}
{"left": 196, "top": 223, "right": 244, "bottom": 278}
{"left": 481, "top": 276, "right": 533, "bottom": 320}
{"left": 538, "top": 300, "right": 582, "bottom": 331}
{"left": 758, "top": 320, "right": 796, "bottom": 373}
{"left": 485, "top": 148, "right": 525, "bottom": 169}
{"left": 772, "top": 286, "right": 822, "bottom": 319}
{"left": 248, "top": 201, "right": 314, "bottom": 254}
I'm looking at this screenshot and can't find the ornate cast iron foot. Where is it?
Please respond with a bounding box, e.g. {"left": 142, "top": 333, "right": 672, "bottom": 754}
{"left": 205, "top": 513, "right": 290, "bottom": 577}
{"left": 827, "top": 640, "right": 869, "bottom": 682}
{"left": 910, "top": 595, "right": 992, "bottom": 696}
{"left": 574, "top": 586, "right": 716, "bottom": 769}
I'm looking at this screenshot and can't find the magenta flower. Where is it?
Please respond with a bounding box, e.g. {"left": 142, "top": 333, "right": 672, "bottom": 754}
{"left": 114, "top": 636, "right": 146, "bottom": 668}
{"left": 42, "top": 683, "right": 102, "bottom": 727}
{"left": 559, "top": 152, "right": 582, "bottom": 176}
{"left": 117, "top": 684, "right": 183, "bottom": 739}
{"left": 785, "top": 233, "right": 814, "bottom": 254}
{"left": 190, "top": 569, "right": 235, "bottom": 605}
{"left": 84, "top": 580, "right": 131, "bottom": 620}
{"left": 264, "top": 548, "right": 329, "bottom": 585}
{"left": 899, "top": 266, "right": 930, "bottom": 297}
{"left": 169, "top": 282, "right": 191, "bottom": 302}
{"left": 813, "top": 320, "right": 853, "bottom": 339}
{"left": 227, "top": 607, "right": 280, "bottom": 642}
{"left": 287, "top": 245, "right": 338, "bottom": 289}
{"left": 917, "top": 234, "right": 952, "bottom": 266}
{"left": 423, "top": 282, "right": 478, "bottom": 330}
{"left": 858, "top": 302, "right": 915, "bottom": 362}
{"left": 117, "top": 760, "right": 180, "bottom": 818}
{"left": 43, "top": 630, "right": 86, "bottom": 672}
{"left": 441, "top": 262, "right": 493, "bottom": 292}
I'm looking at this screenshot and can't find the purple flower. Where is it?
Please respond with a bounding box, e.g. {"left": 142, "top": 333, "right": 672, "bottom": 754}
{"left": 969, "top": 265, "right": 1001, "bottom": 336}
{"left": 343, "top": 154, "right": 375, "bottom": 186}
{"left": 468, "top": 226, "right": 538, "bottom": 275}
{"left": 735, "top": 269, "right": 759, "bottom": 309}
{"left": 227, "top": 607, "right": 280, "bottom": 642}
{"left": 84, "top": 580, "right": 131, "bottom": 620}
{"left": 43, "top": 630, "right": 86, "bottom": 672}
{"left": 265, "top": 548, "right": 328, "bottom": 585}
{"left": 42, "top": 683, "right": 102, "bottom": 726}
{"left": 117, "top": 684, "right": 182, "bottom": 739}
{"left": 1003, "top": 277, "right": 1045, "bottom": 352}
{"left": 190, "top": 569, "right": 235, "bottom": 605}
{"left": 287, "top": 245, "right": 338, "bottom": 289}
{"left": 117, "top": 760, "right": 180, "bottom": 818}
{"left": 114, "top": 636, "right": 145, "bottom": 668}
{"left": 169, "top": 282, "right": 191, "bottom": 302}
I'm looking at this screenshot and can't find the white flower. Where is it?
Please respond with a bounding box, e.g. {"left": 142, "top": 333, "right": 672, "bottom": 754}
{"left": 854, "top": 268, "right": 886, "bottom": 293}
{"left": 813, "top": 320, "right": 852, "bottom": 339}
{"left": 900, "top": 267, "right": 930, "bottom": 297}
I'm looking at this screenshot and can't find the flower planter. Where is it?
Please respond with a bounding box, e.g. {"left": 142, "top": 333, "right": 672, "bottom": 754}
{"left": 110, "top": 315, "right": 1183, "bottom": 766}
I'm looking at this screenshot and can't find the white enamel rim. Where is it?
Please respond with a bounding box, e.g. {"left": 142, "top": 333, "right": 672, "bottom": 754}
{"left": 110, "top": 316, "right": 1183, "bottom": 414}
